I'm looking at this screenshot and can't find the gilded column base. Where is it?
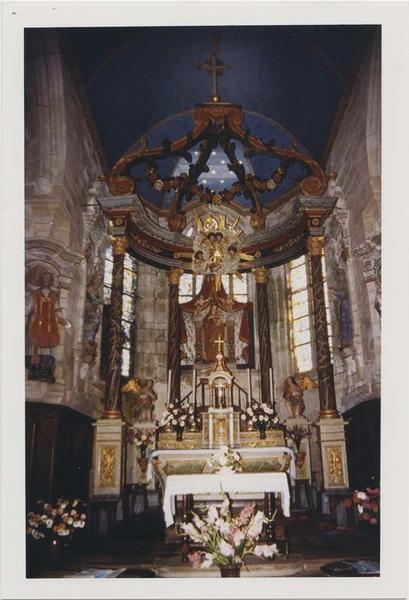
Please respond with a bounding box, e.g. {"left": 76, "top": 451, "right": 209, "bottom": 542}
{"left": 319, "top": 409, "right": 339, "bottom": 419}
{"left": 316, "top": 416, "right": 349, "bottom": 491}
{"left": 102, "top": 409, "right": 123, "bottom": 419}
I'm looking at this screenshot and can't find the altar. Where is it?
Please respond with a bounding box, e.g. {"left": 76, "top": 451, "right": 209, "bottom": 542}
{"left": 159, "top": 471, "right": 291, "bottom": 528}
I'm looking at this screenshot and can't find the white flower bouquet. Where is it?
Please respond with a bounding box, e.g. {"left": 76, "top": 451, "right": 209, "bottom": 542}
{"left": 207, "top": 445, "right": 243, "bottom": 474}
{"left": 159, "top": 401, "right": 196, "bottom": 431}
{"left": 240, "top": 402, "right": 279, "bottom": 437}
{"left": 183, "top": 495, "right": 279, "bottom": 570}
{"left": 27, "top": 498, "right": 87, "bottom": 540}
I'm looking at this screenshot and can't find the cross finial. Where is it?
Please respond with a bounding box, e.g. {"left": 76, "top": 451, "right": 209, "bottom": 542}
{"left": 214, "top": 335, "right": 225, "bottom": 354}
{"left": 197, "top": 35, "right": 228, "bottom": 102}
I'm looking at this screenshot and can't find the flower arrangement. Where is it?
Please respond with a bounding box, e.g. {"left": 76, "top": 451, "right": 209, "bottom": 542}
{"left": 285, "top": 424, "right": 310, "bottom": 452}
{"left": 159, "top": 401, "right": 197, "bottom": 439}
{"left": 240, "top": 402, "right": 279, "bottom": 438}
{"left": 129, "top": 428, "right": 156, "bottom": 457}
{"left": 352, "top": 486, "right": 380, "bottom": 526}
{"left": 182, "top": 495, "right": 279, "bottom": 571}
{"left": 27, "top": 498, "right": 87, "bottom": 540}
{"left": 207, "top": 446, "right": 243, "bottom": 474}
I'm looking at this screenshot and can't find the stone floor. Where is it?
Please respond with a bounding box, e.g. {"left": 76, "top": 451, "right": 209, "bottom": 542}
{"left": 28, "top": 508, "right": 380, "bottom": 578}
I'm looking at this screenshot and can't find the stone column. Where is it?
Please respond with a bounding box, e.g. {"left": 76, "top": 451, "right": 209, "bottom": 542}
{"left": 103, "top": 235, "right": 128, "bottom": 418}
{"left": 306, "top": 236, "right": 337, "bottom": 418}
{"left": 307, "top": 236, "right": 349, "bottom": 491}
{"left": 253, "top": 267, "right": 274, "bottom": 408}
{"left": 167, "top": 268, "right": 183, "bottom": 405}
{"left": 90, "top": 236, "right": 128, "bottom": 511}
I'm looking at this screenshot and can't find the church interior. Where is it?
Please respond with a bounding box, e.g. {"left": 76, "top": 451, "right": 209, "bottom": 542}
{"left": 24, "top": 24, "right": 381, "bottom": 579}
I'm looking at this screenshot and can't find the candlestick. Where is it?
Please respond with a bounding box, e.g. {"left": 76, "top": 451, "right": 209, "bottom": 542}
{"left": 247, "top": 368, "right": 252, "bottom": 406}
{"left": 167, "top": 369, "right": 172, "bottom": 404}
{"left": 192, "top": 368, "right": 197, "bottom": 408}
{"left": 269, "top": 367, "right": 274, "bottom": 408}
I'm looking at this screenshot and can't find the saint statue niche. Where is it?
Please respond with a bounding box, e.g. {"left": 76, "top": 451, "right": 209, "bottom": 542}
{"left": 25, "top": 268, "right": 68, "bottom": 383}
{"left": 180, "top": 275, "right": 253, "bottom": 367}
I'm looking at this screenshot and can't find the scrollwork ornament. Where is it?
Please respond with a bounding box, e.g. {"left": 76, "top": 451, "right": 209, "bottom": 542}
{"left": 250, "top": 211, "right": 266, "bottom": 232}
{"left": 108, "top": 175, "right": 135, "bottom": 196}
{"left": 300, "top": 175, "right": 326, "bottom": 196}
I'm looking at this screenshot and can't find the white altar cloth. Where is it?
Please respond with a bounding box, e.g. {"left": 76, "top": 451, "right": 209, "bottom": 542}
{"left": 148, "top": 446, "right": 296, "bottom": 481}
{"left": 162, "top": 472, "right": 291, "bottom": 527}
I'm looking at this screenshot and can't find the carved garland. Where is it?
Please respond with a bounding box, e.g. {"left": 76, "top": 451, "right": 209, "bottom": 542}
{"left": 105, "top": 103, "right": 328, "bottom": 232}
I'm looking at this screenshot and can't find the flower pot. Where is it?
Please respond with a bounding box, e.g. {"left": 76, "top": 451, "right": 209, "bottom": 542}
{"left": 48, "top": 539, "right": 66, "bottom": 569}
{"left": 258, "top": 424, "right": 267, "bottom": 439}
{"left": 175, "top": 426, "right": 184, "bottom": 441}
{"left": 219, "top": 564, "right": 241, "bottom": 577}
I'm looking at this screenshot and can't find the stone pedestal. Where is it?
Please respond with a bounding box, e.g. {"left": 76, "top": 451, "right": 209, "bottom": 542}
{"left": 316, "top": 416, "right": 349, "bottom": 490}
{"left": 90, "top": 418, "right": 127, "bottom": 497}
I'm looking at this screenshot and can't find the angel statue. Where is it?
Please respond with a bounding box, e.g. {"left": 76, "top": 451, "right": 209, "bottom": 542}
{"left": 122, "top": 377, "right": 157, "bottom": 423}
{"left": 282, "top": 374, "right": 318, "bottom": 418}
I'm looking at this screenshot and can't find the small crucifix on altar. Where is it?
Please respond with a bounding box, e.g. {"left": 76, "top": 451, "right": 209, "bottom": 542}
{"left": 214, "top": 335, "right": 225, "bottom": 355}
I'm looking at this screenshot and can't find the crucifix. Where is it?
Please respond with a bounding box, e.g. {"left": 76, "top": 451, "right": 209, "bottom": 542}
{"left": 198, "top": 36, "right": 228, "bottom": 102}
{"left": 214, "top": 335, "right": 225, "bottom": 354}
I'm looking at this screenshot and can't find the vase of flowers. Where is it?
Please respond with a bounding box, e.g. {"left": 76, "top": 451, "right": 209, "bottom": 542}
{"left": 159, "top": 401, "right": 197, "bottom": 440}
{"left": 182, "top": 494, "right": 279, "bottom": 576}
{"left": 207, "top": 446, "right": 243, "bottom": 474}
{"left": 352, "top": 486, "right": 380, "bottom": 527}
{"left": 241, "top": 402, "right": 279, "bottom": 438}
{"left": 27, "top": 498, "right": 87, "bottom": 568}
{"left": 130, "top": 428, "right": 156, "bottom": 458}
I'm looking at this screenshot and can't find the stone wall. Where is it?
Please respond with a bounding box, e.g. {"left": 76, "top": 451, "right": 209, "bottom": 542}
{"left": 25, "top": 29, "right": 107, "bottom": 415}
{"left": 325, "top": 31, "right": 381, "bottom": 411}
{"left": 134, "top": 264, "right": 169, "bottom": 420}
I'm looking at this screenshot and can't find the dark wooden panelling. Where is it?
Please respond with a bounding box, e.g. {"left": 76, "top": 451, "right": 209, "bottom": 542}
{"left": 343, "top": 398, "right": 380, "bottom": 490}
{"left": 26, "top": 402, "right": 94, "bottom": 508}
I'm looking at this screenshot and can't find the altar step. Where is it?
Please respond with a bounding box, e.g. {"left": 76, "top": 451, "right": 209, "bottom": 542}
{"left": 154, "top": 553, "right": 305, "bottom": 577}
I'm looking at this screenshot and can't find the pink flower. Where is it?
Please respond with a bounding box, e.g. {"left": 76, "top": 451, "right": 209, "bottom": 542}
{"left": 369, "top": 517, "right": 377, "bottom": 525}
{"left": 188, "top": 551, "right": 202, "bottom": 568}
{"left": 237, "top": 504, "right": 253, "bottom": 525}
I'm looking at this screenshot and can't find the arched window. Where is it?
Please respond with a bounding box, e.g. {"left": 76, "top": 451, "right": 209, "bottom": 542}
{"left": 101, "top": 247, "right": 138, "bottom": 378}
{"left": 287, "top": 253, "right": 332, "bottom": 373}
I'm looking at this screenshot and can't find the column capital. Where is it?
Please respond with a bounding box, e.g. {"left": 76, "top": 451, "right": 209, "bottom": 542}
{"left": 111, "top": 235, "right": 128, "bottom": 256}
{"left": 168, "top": 267, "right": 184, "bottom": 286}
{"left": 306, "top": 236, "right": 325, "bottom": 256}
{"left": 252, "top": 266, "right": 269, "bottom": 284}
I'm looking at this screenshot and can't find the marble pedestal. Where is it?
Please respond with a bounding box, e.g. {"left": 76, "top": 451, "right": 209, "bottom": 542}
{"left": 316, "top": 416, "right": 349, "bottom": 490}
{"left": 90, "top": 418, "right": 127, "bottom": 497}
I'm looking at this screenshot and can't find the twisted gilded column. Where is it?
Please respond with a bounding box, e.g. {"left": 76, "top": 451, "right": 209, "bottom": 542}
{"left": 103, "top": 236, "right": 128, "bottom": 418}
{"left": 307, "top": 236, "right": 338, "bottom": 418}
{"left": 168, "top": 268, "right": 183, "bottom": 405}
{"left": 253, "top": 267, "right": 273, "bottom": 407}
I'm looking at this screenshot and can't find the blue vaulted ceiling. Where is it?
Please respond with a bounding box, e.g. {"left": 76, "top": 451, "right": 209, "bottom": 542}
{"left": 64, "top": 25, "right": 376, "bottom": 209}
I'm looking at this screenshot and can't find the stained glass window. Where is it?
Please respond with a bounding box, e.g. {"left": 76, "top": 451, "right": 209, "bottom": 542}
{"left": 288, "top": 256, "right": 313, "bottom": 372}
{"left": 102, "top": 247, "right": 138, "bottom": 377}
{"left": 288, "top": 252, "right": 333, "bottom": 373}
